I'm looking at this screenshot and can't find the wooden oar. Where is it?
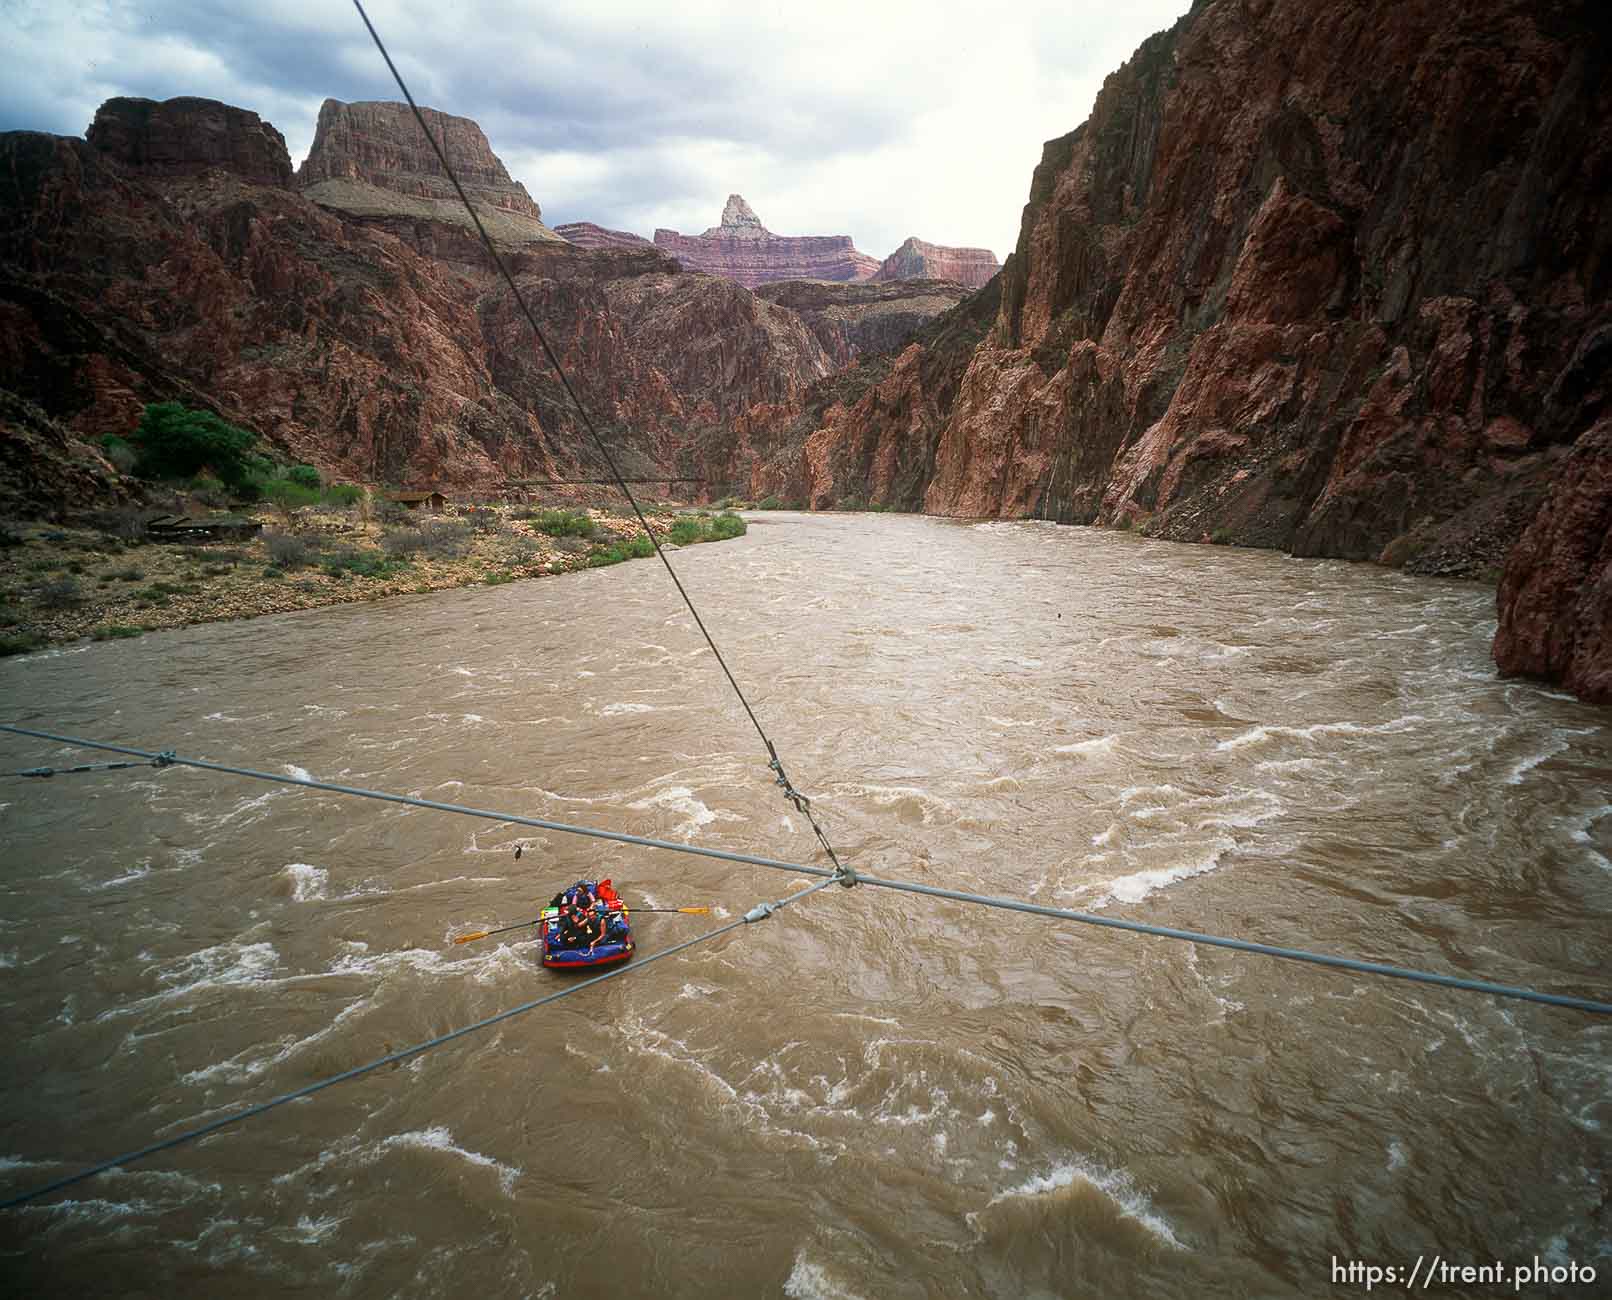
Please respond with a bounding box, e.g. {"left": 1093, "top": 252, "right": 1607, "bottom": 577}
{"left": 629, "top": 906, "right": 711, "bottom": 914}
{"left": 452, "top": 920, "right": 538, "bottom": 945}
{"left": 453, "top": 905, "right": 708, "bottom": 944}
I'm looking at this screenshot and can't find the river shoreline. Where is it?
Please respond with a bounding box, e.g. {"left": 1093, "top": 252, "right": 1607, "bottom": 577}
{"left": 0, "top": 501, "right": 720, "bottom": 656}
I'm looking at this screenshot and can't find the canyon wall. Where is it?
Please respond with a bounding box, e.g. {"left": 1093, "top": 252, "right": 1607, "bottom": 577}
{"left": 555, "top": 222, "right": 656, "bottom": 252}
{"left": 795, "top": 0, "right": 1610, "bottom": 700}
{"left": 296, "top": 99, "right": 564, "bottom": 248}
{"left": 872, "top": 237, "right": 999, "bottom": 290}
{"left": 754, "top": 279, "right": 974, "bottom": 369}
{"left": 0, "top": 100, "right": 832, "bottom": 506}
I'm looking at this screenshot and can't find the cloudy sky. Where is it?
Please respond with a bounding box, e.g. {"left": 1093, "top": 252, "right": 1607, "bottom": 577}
{"left": 6, "top": 0, "right": 1193, "bottom": 261}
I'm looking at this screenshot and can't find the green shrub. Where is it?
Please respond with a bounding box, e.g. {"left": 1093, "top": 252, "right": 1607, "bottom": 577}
{"left": 263, "top": 479, "right": 323, "bottom": 517}
{"left": 756, "top": 495, "right": 784, "bottom": 510}
{"left": 322, "top": 483, "right": 364, "bottom": 507}
{"left": 482, "top": 571, "right": 517, "bottom": 586}
{"left": 836, "top": 496, "right": 865, "bottom": 512}
{"left": 92, "top": 624, "right": 143, "bottom": 641}
{"left": 321, "top": 548, "right": 400, "bottom": 579}
{"left": 286, "top": 464, "right": 322, "bottom": 489}
{"left": 532, "top": 509, "right": 596, "bottom": 539}
{"left": 668, "top": 518, "right": 703, "bottom": 546}
{"left": 265, "top": 532, "right": 318, "bottom": 569}
{"left": 1210, "top": 528, "right": 1234, "bottom": 546}
{"left": 708, "top": 512, "right": 746, "bottom": 540}
{"left": 0, "top": 631, "right": 45, "bottom": 656}
{"left": 587, "top": 535, "right": 656, "bottom": 567}
{"left": 131, "top": 402, "right": 267, "bottom": 493}
{"left": 263, "top": 566, "right": 285, "bottom": 579}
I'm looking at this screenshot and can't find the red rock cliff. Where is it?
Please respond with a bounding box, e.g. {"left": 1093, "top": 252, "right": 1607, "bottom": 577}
{"left": 87, "top": 97, "right": 292, "bottom": 189}
{"left": 555, "top": 222, "right": 656, "bottom": 251}
{"left": 872, "top": 237, "right": 999, "bottom": 290}
{"left": 795, "top": 0, "right": 1609, "bottom": 700}
{"left": 0, "top": 105, "right": 833, "bottom": 500}
{"left": 296, "top": 99, "right": 562, "bottom": 247}
{"left": 654, "top": 194, "right": 881, "bottom": 288}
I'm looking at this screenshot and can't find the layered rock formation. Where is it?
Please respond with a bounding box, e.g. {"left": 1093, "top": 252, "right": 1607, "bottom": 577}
{"left": 791, "top": 0, "right": 1610, "bottom": 700}
{"left": 872, "top": 237, "right": 999, "bottom": 290}
{"left": 555, "top": 222, "right": 655, "bottom": 251}
{"left": 654, "top": 195, "right": 881, "bottom": 288}
{"left": 0, "top": 100, "right": 832, "bottom": 498}
{"left": 87, "top": 97, "right": 292, "bottom": 189}
{"left": 296, "top": 99, "right": 563, "bottom": 247}
{"left": 755, "top": 279, "right": 973, "bottom": 368}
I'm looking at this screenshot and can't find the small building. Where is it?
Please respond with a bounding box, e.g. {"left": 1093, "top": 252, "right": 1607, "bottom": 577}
{"left": 387, "top": 490, "right": 448, "bottom": 513}
{"left": 145, "top": 514, "right": 264, "bottom": 542}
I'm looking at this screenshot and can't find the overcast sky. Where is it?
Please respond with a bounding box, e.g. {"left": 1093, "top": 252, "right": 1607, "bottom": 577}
{"left": 6, "top": 0, "right": 1194, "bottom": 261}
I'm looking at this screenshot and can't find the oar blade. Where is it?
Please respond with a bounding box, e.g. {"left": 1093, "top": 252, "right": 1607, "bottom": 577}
{"left": 453, "top": 930, "right": 491, "bottom": 944}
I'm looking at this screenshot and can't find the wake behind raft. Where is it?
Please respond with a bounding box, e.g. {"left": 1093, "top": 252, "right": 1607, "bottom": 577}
{"left": 540, "top": 878, "right": 634, "bottom": 970}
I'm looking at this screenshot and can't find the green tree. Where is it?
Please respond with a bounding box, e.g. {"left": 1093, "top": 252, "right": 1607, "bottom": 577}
{"left": 131, "top": 403, "right": 266, "bottom": 493}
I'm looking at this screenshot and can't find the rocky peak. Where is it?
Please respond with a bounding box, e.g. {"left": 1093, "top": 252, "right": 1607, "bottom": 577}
{"left": 715, "top": 193, "right": 768, "bottom": 237}
{"left": 86, "top": 96, "right": 292, "bottom": 188}
{"left": 295, "top": 99, "right": 562, "bottom": 246}
{"left": 657, "top": 195, "right": 880, "bottom": 287}
{"left": 872, "top": 237, "right": 1000, "bottom": 289}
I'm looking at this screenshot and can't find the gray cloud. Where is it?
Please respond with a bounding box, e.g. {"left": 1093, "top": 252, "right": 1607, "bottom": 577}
{"left": 2, "top": 0, "right": 1195, "bottom": 261}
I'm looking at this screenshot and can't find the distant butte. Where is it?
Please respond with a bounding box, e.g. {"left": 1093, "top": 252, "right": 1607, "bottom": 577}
{"left": 553, "top": 221, "right": 656, "bottom": 252}
{"left": 872, "top": 237, "right": 999, "bottom": 290}
{"left": 653, "top": 194, "right": 880, "bottom": 288}
{"left": 295, "top": 98, "right": 564, "bottom": 247}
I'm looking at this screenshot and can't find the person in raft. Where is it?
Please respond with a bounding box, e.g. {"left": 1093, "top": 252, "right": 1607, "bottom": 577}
{"left": 559, "top": 899, "right": 605, "bottom": 952}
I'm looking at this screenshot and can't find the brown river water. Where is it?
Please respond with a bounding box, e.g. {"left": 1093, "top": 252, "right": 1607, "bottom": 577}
{"left": 2, "top": 512, "right": 1610, "bottom": 1298}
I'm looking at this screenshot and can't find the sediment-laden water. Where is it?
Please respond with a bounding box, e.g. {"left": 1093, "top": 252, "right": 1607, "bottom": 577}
{"left": 2, "top": 512, "right": 1609, "bottom": 1298}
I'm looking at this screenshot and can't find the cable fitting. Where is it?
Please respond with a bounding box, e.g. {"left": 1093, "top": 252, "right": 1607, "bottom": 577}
{"left": 154, "top": 751, "right": 177, "bottom": 768}
{"left": 834, "top": 864, "right": 859, "bottom": 889}
{"left": 743, "top": 901, "right": 777, "bottom": 923}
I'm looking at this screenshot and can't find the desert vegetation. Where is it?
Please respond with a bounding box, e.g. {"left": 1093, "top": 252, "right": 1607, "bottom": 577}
{"left": 0, "top": 413, "right": 756, "bottom": 657}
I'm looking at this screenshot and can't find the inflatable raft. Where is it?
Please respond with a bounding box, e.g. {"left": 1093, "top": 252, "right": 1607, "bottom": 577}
{"left": 541, "top": 881, "right": 634, "bottom": 970}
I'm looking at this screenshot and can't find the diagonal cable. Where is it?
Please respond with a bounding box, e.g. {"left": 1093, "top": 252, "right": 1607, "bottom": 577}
{"left": 4, "top": 726, "right": 1609, "bottom": 1016}
{"left": 349, "top": 0, "right": 845, "bottom": 875}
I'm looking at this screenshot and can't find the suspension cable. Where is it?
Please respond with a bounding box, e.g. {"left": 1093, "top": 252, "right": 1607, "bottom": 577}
{"left": 0, "top": 724, "right": 836, "bottom": 880}
{"left": 4, "top": 725, "right": 1608, "bottom": 1016}
{"left": 349, "top": 0, "right": 846, "bottom": 876}
{"left": 0, "top": 876, "right": 838, "bottom": 1210}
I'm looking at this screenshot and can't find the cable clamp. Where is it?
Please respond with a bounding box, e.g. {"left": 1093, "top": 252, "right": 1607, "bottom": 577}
{"left": 19, "top": 766, "right": 54, "bottom": 779}
{"left": 153, "top": 751, "right": 177, "bottom": 769}
{"left": 743, "top": 901, "right": 777, "bottom": 923}
{"left": 833, "top": 864, "right": 859, "bottom": 889}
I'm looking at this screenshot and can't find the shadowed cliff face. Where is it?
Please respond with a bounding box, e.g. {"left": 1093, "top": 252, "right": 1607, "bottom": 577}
{"left": 796, "top": 0, "right": 1610, "bottom": 700}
